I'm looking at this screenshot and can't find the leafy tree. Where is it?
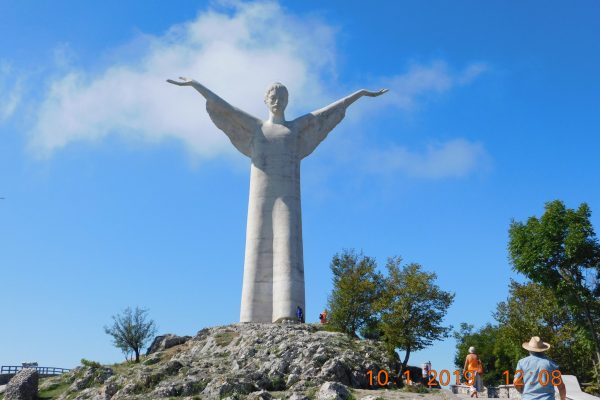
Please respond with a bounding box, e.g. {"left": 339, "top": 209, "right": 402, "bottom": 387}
{"left": 376, "top": 258, "right": 454, "bottom": 373}
{"left": 327, "top": 249, "right": 382, "bottom": 337}
{"left": 508, "top": 200, "right": 600, "bottom": 380}
{"left": 495, "top": 280, "right": 595, "bottom": 383}
{"left": 359, "top": 316, "right": 384, "bottom": 340}
{"left": 453, "top": 323, "right": 516, "bottom": 385}
{"left": 454, "top": 281, "right": 596, "bottom": 385}
{"left": 104, "top": 306, "right": 157, "bottom": 363}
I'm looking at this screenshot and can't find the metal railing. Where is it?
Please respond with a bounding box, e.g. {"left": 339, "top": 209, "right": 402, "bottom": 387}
{"left": 0, "top": 365, "right": 70, "bottom": 376}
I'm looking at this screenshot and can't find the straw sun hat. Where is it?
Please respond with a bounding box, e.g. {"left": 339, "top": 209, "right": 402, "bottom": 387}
{"left": 522, "top": 336, "right": 551, "bottom": 352}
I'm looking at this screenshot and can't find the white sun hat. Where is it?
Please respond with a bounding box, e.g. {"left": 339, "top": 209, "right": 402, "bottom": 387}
{"left": 522, "top": 336, "right": 551, "bottom": 352}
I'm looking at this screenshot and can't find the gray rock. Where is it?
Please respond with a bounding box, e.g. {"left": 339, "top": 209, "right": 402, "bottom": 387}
{"left": 101, "top": 378, "right": 119, "bottom": 400}
{"left": 158, "top": 359, "right": 183, "bottom": 375}
{"left": 60, "top": 324, "right": 398, "bottom": 400}
{"left": 111, "top": 382, "right": 136, "bottom": 399}
{"left": 287, "top": 393, "right": 310, "bottom": 400}
{"left": 5, "top": 368, "right": 38, "bottom": 400}
{"left": 180, "top": 379, "right": 208, "bottom": 396}
{"left": 286, "top": 373, "right": 300, "bottom": 387}
{"left": 152, "top": 382, "right": 183, "bottom": 397}
{"left": 317, "top": 381, "right": 351, "bottom": 400}
{"left": 319, "top": 359, "right": 351, "bottom": 385}
{"left": 146, "top": 334, "right": 191, "bottom": 354}
{"left": 247, "top": 389, "right": 274, "bottom": 399}
{"left": 201, "top": 377, "right": 258, "bottom": 399}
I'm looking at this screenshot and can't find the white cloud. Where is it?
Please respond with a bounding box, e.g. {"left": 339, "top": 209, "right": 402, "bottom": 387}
{"left": 28, "top": 1, "right": 336, "bottom": 158}
{"left": 380, "top": 61, "right": 488, "bottom": 111}
{"left": 366, "top": 138, "right": 490, "bottom": 179}
{"left": 0, "top": 61, "right": 23, "bottom": 122}
{"left": 26, "top": 0, "right": 490, "bottom": 181}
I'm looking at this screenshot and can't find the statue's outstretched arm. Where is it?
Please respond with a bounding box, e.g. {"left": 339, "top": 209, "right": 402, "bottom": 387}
{"left": 167, "top": 77, "right": 261, "bottom": 157}
{"left": 294, "top": 88, "right": 388, "bottom": 159}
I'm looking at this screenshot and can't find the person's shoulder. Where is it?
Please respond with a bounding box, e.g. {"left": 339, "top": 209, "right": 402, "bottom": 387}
{"left": 545, "top": 356, "right": 560, "bottom": 370}
{"left": 517, "top": 355, "right": 532, "bottom": 365}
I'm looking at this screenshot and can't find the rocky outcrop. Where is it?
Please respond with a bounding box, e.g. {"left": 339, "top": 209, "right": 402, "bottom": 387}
{"left": 5, "top": 368, "right": 38, "bottom": 400}
{"left": 41, "top": 323, "right": 399, "bottom": 399}
{"left": 147, "top": 334, "right": 192, "bottom": 355}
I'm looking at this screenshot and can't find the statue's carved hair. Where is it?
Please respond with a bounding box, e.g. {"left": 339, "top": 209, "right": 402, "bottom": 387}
{"left": 264, "top": 82, "right": 289, "bottom": 103}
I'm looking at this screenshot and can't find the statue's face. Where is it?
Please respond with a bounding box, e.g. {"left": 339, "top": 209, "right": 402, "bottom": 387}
{"left": 264, "top": 84, "right": 288, "bottom": 114}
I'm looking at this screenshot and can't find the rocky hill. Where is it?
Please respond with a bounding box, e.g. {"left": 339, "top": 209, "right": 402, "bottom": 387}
{"left": 38, "top": 323, "right": 413, "bottom": 399}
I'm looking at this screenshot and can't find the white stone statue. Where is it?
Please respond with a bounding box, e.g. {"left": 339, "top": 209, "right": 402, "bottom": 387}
{"left": 167, "top": 77, "right": 387, "bottom": 323}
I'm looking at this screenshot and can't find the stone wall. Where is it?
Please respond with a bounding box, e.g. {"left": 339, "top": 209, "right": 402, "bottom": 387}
{"left": 450, "top": 384, "right": 518, "bottom": 398}
{"left": 450, "top": 384, "right": 489, "bottom": 397}
{"left": 496, "top": 384, "right": 521, "bottom": 399}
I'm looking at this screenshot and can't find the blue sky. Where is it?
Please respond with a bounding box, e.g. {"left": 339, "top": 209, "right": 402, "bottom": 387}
{"left": 1, "top": 0, "right": 599, "bottom": 384}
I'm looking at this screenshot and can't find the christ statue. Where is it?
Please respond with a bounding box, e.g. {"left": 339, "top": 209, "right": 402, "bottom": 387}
{"left": 167, "top": 77, "right": 387, "bottom": 323}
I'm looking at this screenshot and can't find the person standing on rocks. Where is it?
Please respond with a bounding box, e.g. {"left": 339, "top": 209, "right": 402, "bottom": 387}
{"left": 319, "top": 309, "right": 328, "bottom": 324}
{"left": 296, "top": 306, "right": 304, "bottom": 323}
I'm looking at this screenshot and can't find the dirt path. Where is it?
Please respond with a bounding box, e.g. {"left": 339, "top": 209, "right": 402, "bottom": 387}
{"left": 352, "top": 388, "right": 458, "bottom": 400}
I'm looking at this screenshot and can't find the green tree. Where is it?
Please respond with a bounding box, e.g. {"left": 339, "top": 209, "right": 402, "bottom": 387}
{"left": 104, "top": 306, "right": 157, "bottom": 363}
{"left": 327, "top": 249, "right": 382, "bottom": 337}
{"left": 508, "top": 200, "right": 600, "bottom": 379}
{"left": 453, "top": 322, "right": 516, "bottom": 386}
{"left": 376, "top": 258, "right": 454, "bottom": 373}
{"left": 495, "top": 280, "right": 595, "bottom": 382}
{"left": 454, "top": 281, "right": 596, "bottom": 385}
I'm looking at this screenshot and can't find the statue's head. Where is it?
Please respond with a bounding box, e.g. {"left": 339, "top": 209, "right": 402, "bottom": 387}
{"left": 264, "top": 82, "right": 288, "bottom": 114}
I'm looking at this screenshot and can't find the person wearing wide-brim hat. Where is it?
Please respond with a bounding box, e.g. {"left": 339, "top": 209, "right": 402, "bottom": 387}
{"left": 514, "top": 336, "right": 566, "bottom": 400}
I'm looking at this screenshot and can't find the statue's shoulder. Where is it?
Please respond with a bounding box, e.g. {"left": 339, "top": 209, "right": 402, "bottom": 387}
{"left": 289, "top": 113, "right": 316, "bottom": 132}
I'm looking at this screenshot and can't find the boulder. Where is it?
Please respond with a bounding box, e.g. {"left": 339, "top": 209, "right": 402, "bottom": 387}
{"left": 101, "top": 377, "right": 119, "bottom": 400}
{"left": 201, "top": 377, "right": 259, "bottom": 399}
{"left": 146, "top": 334, "right": 191, "bottom": 354}
{"left": 317, "top": 381, "right": 351, "bottom": 400}
{"left": 319, "top": 359, "right": 351, "bottom": 385}
{"left": 247, "top": 389, "right": 274, "bottom": 399}
{"left": 5, "top": 368, "right": 39, "bottom": 400}
{"left": 288, "top": 393, "right": 310, "bottom": 400}
{"left": 158, "top": 360, "right": 183, "bottom": 376}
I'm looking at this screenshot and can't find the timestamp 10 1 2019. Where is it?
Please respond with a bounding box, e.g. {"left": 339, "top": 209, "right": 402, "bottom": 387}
{"left": 366, "top": 369, "right": 564, "bottom": 387}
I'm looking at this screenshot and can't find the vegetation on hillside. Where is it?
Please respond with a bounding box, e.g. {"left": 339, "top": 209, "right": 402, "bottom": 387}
{"left": 454, "top": 200, "right": 600, "bottom": 392}
{"left": 326, "top": 249, "right": 454, "bottom": 374}
{"left": 104, "top": 306, "right": 157, "bottom": 363}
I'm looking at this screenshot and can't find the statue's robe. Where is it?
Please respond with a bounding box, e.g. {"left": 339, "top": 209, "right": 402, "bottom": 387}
{"left": 206, "top": 96, "right": 346, "bottom": 322}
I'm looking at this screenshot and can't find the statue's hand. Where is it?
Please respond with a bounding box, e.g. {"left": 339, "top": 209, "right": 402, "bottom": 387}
{"left": 166, "top": 77, "right": 194, "bottom": 86}
{"left": 362, "top": 89, "right": 389, "bottom": 97}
